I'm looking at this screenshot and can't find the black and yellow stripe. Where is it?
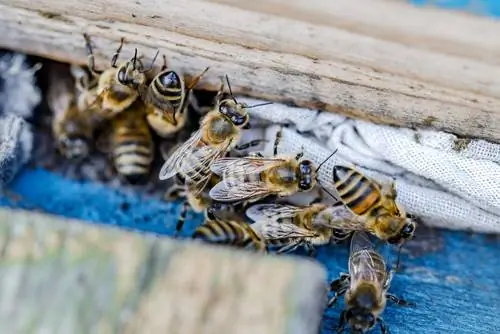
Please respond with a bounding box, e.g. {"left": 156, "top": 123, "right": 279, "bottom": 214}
{"left": 333, "top": 165, "right": 381, "bottom": 216}
{"left": 192, "top": 220, "right": 265, "bottom": 251}
{"left": 151, "top": 70, "right": 183, "bottom": 110}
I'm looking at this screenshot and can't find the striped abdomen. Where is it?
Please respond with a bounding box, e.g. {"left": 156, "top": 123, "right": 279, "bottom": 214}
{"left": 112, "top": 114, "right": 154, "bottom": 183}
{"left": 149, "top": 70, "right": 184, "bottom": 112}
{"left": 333, "top": 166, "right": 381, "bottom": 217}
{"left": 192, "top": 220, "right": 266, "bottom": 252}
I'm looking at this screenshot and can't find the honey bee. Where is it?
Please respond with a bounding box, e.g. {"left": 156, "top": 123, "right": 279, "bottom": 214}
{"left": 328, "top": 231, "right": 414, "bottom": 333}
{"left": 158, "top": 75, "right": 271, "bottom": 192}
{"left": 247, "top": 203, "right": 349, "bottom": 255}
{"left": 100, "top": 99, "right": 154, "bottom": 183}
{"left": 332, "top": 165, "right": 416, "bottom": 246}
{"left": 82, "top": 33, "right": 159, "bottom": 119}
{"left": 208, "top": 129, "right": 337, "bottom": 204}
{"left": 141, "top": 55, "right": 209, "bottom": 138}
{"left": 192, "top": 218, "right": 267, "bottom": 253}
{"left": 47, "top": 63, "right": 93, "bottom": 160}
{"left": 164, "top": 171, "right": 247, "bottom": 237}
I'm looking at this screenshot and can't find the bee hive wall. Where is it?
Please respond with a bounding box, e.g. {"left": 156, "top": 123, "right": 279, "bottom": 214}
{"left": 0, "top": 0, "right": 500, "bottom": 142}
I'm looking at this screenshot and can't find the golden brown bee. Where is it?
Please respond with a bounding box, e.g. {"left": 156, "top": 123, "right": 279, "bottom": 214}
{"left": 158, "top": 75, "right": 270, "bottom": 193}
{"left": 208, "top": 127, "right": 337, "bottom": 205}
{"left": 332, "top": 165, "right": 416, "bottom": 246}
{"left": 328, "top": 231, "right": 414, "bottom": 334}
{"left": 192, "top": 218, "right": 267, "bottom": 253}
{"left": 82, "top": 33, "right": 159, "bottom": 119}
{"left": 100, "top": 99, "right": 155, "bottom": 183}
{"left": 47, "top": 64, "right": 93, "bottom": 160}
{"left": 141, "top": 55, "right": 209, "bottom": 138}
{"left": 164, "top": 171, "right": 247, "bottom": 237}
{"left": 246, "top": 203, "right": 349, "bottom": 255}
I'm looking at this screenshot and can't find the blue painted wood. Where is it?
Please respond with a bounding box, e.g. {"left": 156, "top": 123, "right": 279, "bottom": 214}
{"left": 408, "top": 0, "right": 500, "bottom": 17}
{"left": 2, "top": 168, "right": 500, "bottom": 333}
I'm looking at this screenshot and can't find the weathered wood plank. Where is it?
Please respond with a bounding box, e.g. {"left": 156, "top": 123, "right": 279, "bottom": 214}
{"left": 0, "top": 208, "right": 327, "bottom": 334}
{"left": 0, "top": 0, "right": 499, "bottom": 141}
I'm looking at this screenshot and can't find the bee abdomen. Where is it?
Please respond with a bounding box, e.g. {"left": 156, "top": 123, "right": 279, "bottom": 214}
{"left": 113, "top": 139, "right": 153, "bottom": 181}
{"left": 152, "top": 71, "right": 183, "bottom": 109}
{"left": 333, "top": 166, "right": 381, "bottom": 216}
{"left": 192, "top": 220, "right": 244, "bottom": 245}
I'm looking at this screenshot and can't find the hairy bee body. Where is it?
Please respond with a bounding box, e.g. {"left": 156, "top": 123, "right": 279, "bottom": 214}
{"left": 145, "top": 111, "right": 187, "bottom": 138}
{"left": 333, "top": 165, "right": 416, "bottom": 245}
{"left": 210, "top": 156, "right": 317, "bottom": 204}
{"left": 192, "top": 219, "right": 267, "bottom": 253}
{"left": 94, "top": 68, "right": 140, "bottom": 116}
{"left": 159, "top": 78, "right": 252, "bottom": 190}
{"left": 327, "top": 232, "right": 414, "bottom": 334}
{"left": 83, "top": 33, "right": 155, "bottom": 121}
{"left": 47, "top": 64, "right": 93, "bottom": 160}
{"left": 246, "top": 203, "right": 341, "bottom": 254}
{"left": 108, "top": 100, "right": 154, "bottom": 183}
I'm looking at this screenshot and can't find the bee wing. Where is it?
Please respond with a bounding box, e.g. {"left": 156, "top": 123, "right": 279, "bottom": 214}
{"left": 246, "top": 204, "right": 305, "bottom": 222}
{"left": 348, "top": 231, "right": 387, "bottom": 290}
{"left": 209, "top": 178, "right": 276, "bottom": 203}
{"left": 316, "top": 205, "right": 366, "bottom": 231}
{"left": 256, "top": 220, "right": 317, "bottom": 240}
{"left": 159, "top": 129, "right": 203, "bottom": 180}
{"left": 210, "top": 157, "right": 284, "bottom": 177}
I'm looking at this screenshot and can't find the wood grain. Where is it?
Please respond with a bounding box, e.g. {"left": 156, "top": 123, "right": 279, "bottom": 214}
{"left": 0, "top": 0, "right": 500, "bottom": 141}
{"left": 0, "top": 208, "right": 327, "bottom": 334}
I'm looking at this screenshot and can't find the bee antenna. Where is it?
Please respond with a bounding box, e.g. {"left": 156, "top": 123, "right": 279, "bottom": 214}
{"left": 245, "top": 102, "right": 274, "bottom": 109}
{"left": 316, "top": 149, "right": 338, "bottom": 173}
{"left": 225, "top": 74, "right": 238, "bottom": 104}
{"left": 133, "top": 48, "right": 138, "bottom": 69}
{"left": 141, "top": 49, "right": 160, "bottom": 73}
{"left": 318, "top": 182, "right": 338, "bottom": 201}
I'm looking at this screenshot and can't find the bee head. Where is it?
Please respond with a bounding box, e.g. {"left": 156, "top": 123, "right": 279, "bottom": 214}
{"left": 58, "top": 135, "right": 90, "bottom": 160}
{"left": 346, "top": 307, "right": 376, "bottom": 333}
{"left": 219, "top": 99, "right": 249, "bottom": 127}
{"left": 297, "top": 159, "right": 315, "bottom": 191}
{"left": 385, "top": 218, "right": 416, "bottom": 245}
{"left": 116, "top": 48, "right": 154, "bottom": 89}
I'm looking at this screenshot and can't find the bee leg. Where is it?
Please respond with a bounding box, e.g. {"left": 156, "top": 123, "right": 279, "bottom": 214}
{"left": 164, "top": 184, "right": 185, "bottom": 202}
{"left": 110, "top": 37, "right": 125, "bottom": 68}
{"left": 305, "top": 244, "right": 316, "bottom": 257}
{"left": 188, "top": 93, "right": 210, "bottom": 115}
{"left": 174, "top": 200, "right": 191, "bottom": 238}
{"left": 295, "top": 148, "right": 304, "bottom": 161}
{"left": 233, "top": 139, "right": 267, "bottom": 151}
{"left": 186, "top": 67, "right": 210, "bottom": 91}
{"left": 380, "top": 180, "right": 397, "bottom": 199}
{"left": 378, "top": 317, "right": 389, "bottom": 334}
{"left": 273, "top": 127, "right": 283, "bottom": 156}
{"left": 385, "top": 293, "right": 415, "bottom": 307}
{"left": 336, "top": 310, "right": 347, "bottom": 333}
{"left": 328, "top": 273, "right": 350, "bottom": 307}
{"left": 83, "top": 33, "right": 103, "bottom": 76}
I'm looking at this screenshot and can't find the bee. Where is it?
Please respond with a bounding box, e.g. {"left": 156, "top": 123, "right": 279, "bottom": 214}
{"left": 192, "top": 219, "right": 267, "bottom": 253}
{"left": 208, "top": 128, "right": 337, "bottom": 205}
{"left": 332, "top": 165, "right": 416, "bottom": 246}
{"left": 82, "top": 33, "right": 159, "bottom": 119}
{"left": 164, "top": 171, "right": 247, "bottom": 237}
{"left": 158, "top": 75, "right": 271, "bottom": 193}
{"left": 246, "top": 202, "right": 349, "bottom": 255}
{"left": 141, "top": 55, "right": 209, "bottom": 138}
{"left": 100, "top": 99, "right": 154, "bottom": 183}
{"left": 46, "top": 63, "right": 93, "bottom": 160}
{"left": 328, "top": 231, "right": 414, "bottom": 334}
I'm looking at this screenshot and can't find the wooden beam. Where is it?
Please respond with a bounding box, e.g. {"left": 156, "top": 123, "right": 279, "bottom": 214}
{"left": 0, "top": 208, "right": 327, "bottom": 334}
{"left": 0, "top": 0, "right": 499, "bottom": 142}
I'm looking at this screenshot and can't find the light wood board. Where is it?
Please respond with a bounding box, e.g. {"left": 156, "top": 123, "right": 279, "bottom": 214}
{"left": 1, "top": 0, "right": 499, "bottom": 141}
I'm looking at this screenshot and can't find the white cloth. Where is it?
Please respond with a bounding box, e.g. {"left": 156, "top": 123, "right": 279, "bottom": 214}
{"left": 236, "top": 97, "right": 500, "bottom": 234}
